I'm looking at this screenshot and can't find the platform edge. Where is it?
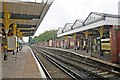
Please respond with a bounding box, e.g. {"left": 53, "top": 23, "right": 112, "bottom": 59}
{"left": 28, "top": 46, "right": 47, "bottom": 78}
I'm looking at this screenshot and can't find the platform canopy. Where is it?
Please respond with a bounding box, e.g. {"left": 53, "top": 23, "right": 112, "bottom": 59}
{"left": 62, "top": 23, "right": 73, "bottom": 32}
{"left": 57, "top": 12, "right": 120, "bottom": 37}
{"left": 0, "top": 0, "right": 54, "bottom": 36}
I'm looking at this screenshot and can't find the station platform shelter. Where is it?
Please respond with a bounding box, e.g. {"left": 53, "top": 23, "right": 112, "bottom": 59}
{"left": 57, "top": 12, "right": 120, "bottom": 64}
{"left": 0, "top": 0, "right": 54, "bottom": 79}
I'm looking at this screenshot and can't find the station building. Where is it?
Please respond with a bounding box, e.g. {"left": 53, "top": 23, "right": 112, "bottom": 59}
{"left": 57, "top": 12, "right": 120, "bottom": 64}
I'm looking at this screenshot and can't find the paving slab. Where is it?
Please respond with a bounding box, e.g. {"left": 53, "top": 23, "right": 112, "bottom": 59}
{"left": 2, "top": 45, "right": 42, "bottom": 79}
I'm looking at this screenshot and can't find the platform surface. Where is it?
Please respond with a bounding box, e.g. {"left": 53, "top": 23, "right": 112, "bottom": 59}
{"left": 2, "top": 45, "right": 42, "bottom": 78}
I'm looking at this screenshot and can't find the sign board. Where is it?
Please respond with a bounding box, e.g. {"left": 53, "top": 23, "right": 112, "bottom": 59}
{"left": 7, "top": 36, "right": 17, "bottom": 50}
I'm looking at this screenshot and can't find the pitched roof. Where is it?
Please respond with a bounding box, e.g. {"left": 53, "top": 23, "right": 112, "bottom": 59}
{"left": 57, "top": 12, "right": 120, "bottom": 37}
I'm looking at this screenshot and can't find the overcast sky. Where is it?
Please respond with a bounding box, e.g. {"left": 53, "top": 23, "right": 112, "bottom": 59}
{"left": 23, "top": 0, "right": 119, "bottom": 42}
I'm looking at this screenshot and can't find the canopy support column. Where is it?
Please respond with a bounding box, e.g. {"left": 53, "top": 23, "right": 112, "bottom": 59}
{"left": 96, "top": 26, "right": 104, "bottom": 59}
{"left": 83, "top": 31, "right": 92, "bottom": 53}
{"left": 3, "top": 3, "right": 13, "bottom": 60}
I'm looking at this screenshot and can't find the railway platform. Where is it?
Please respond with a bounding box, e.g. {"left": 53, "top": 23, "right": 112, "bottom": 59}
{"left": 2, "top": 45, "right": 45, "bottom": 79}
{"left": 68, "top": 49, "right": 111, "bottom": 62}
{"left": 60, "top": 48, "right": 119, "bottom": 66}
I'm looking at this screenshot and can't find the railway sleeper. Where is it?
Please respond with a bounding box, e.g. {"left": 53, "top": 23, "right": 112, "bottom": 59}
{"left": 34, "top": 47, "right": 120, "bottom": 80}
{"left": 41, "top": 50, "right": 108, "bottom": 80}
{"left": 40, "top": 47, "right": 120, "bottom": 73}
{"left": 42, "top": 52, "right": 84, "bottom": 80}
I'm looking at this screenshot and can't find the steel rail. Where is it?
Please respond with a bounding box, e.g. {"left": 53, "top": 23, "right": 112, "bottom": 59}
{"left": 39, "top": 48, "right": 120, "bottom": 80}
{"left": 39, "top": 46, "right": 120, "bottom": 72}
{"left": 34, "top": 48, "right": 80, "bottom": 80}
{"left": 32, "top": 46, "right": 120, "bottom": 80}
{"left": 38, "top": 49, "right": 105, "bottom": 80}
{"left": 32, "top": 49, "right": 53, "bottom": 80}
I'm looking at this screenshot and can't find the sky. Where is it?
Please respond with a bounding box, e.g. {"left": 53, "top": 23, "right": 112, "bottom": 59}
{"left": 23, "top": 0, "right": 120, "bottom": 42}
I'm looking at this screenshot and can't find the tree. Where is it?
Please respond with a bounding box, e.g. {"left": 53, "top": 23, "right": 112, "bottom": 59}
{"left": 31, "top": 30, "right": 57, "bottom": 43}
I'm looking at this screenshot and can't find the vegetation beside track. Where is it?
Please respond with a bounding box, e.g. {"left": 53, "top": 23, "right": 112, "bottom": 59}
{"left": 29, "top": 30, "right": 57, "bottom": 44}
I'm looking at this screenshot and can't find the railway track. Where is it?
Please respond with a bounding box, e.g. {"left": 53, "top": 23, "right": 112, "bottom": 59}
{"left": 32, "top": 47, "right": 73, "bottom": 80}
{"left": 39, "top": 46, "right": 120, "bottom": 72}
{"left": 31, "top": 46, "right": 120, "bottom": 80}
{"left": 32, "top": 47, "right": 99, "bottom": 80}
{"left": 33, "top": 46, "right": 120, "bottom": 80}
{"left": 33, "top": 50, "right": 52, "bottom": 80}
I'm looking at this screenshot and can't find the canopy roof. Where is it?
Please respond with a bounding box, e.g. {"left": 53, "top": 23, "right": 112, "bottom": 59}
{"left": 57, "top": 12, "right": 120, "bottom": 37}
{"left": 0, "top": 0, "right": 53, "bottom": 36}
{"left": 72, "top": 19, "right": 84, "bottom": 29}
{"left": 62, "top": 23, "right": 73, "bottom": 32}
{"left": 57, "top": 27, "right": 63, "bottom": 35}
